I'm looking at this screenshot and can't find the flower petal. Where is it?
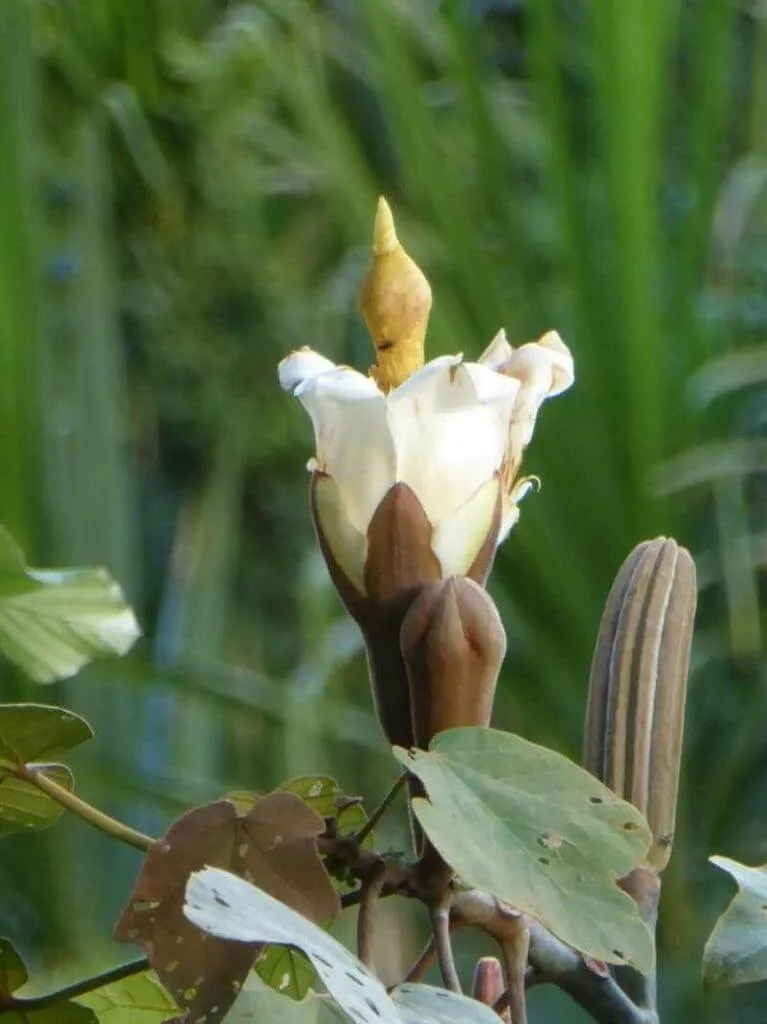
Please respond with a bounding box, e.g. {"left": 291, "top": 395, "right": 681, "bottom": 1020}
{"left": 502, "top": 331, "right": 574, "bottom": 451}
{"left": 296, "top": 367, "right": 395, "bottom": 532}
{"left": 431, "top": 477, "right": 500, "bottom": 577}
{"left": 478, "top": 328, "right": 513, "bottom": 371}
{"left": 312, "top": 473, "right": 367, "bottom": 595}
{"left": 386, "top": 359, "right": 520, "bottom": 524}
{"left": 278, "top": 347, "right": 338, "bottom": 393}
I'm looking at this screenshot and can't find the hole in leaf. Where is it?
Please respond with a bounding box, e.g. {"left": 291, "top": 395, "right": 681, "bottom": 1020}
{"left": 538, "top": 857, "right": 549, "bottom": 865}
{"left": 612, "top": 950, "right": 625, "bottom": 960}
{"left": 589, "top": 797, "right": 603, "bottom": 804}
{"left": 622, "top": 822, "right": 636, "bottom": 831}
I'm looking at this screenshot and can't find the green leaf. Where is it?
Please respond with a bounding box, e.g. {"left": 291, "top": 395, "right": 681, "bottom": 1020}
{"left": 702, "top": 856, "right": 767, "bottom": 989}
{"left": 392, "top": 984, "right": 502, "bottom": 1023}
{"left": 0, "top": 704, "right": 93, "bottom": 769}
{"left": 256, "top": 945, "right": 316, "bottom": 1002}
{"left": 0, "top": 524, "right": 141, "bottom": 683}
{"left": 394, "top": 728, "right": 653, "bottom": 972}
{"left": 0, "top": 762, "right": 73, "bottom": 834}
{"left": 184, "top": 867, "right": 400, "bottom": 1024}
{"left": 0, "top": 939, "right": 28, "bottom": 996}
{"left": 76, "top": 970, "right": 180, "bottom": 1022}
{"left": 278, "top": 776, "right": 368, "bottom": 842}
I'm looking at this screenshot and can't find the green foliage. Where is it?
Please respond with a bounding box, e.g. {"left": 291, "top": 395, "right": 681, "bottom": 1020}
{"left": 0, "top": 763, "right": 74, "bottom": 835}
{"left": 76, "top": 972, "right": 179, "bottom": 1023}
{"left": 0, "top": 704, "right": 92, "bottom": 764}
{"left": 0, "top": 527, "right": 141, "bottom": 683}
{"left": 396, "top": 727, "right": 653, "bottom": 972}
{"left": 702, "top": 857, "right": 767, "bottom": 990}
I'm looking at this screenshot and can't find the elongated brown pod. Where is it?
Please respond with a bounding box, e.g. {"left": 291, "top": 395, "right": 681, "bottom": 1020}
{"left": 583, "top": 537, "right": 697, "bottom": 871}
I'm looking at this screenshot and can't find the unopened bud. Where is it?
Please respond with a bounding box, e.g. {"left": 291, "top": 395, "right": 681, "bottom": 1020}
{"left": 358, "top": 197, "right": 432, "bottom": 393}
{"left": 583, "top": 537, "right": 697, "bottom": 870}
{"left": 400, "top": 576, "right": 506, "bottom": 749}
{"left": 471, "top": 957, "right": 509, "bottom": 1022}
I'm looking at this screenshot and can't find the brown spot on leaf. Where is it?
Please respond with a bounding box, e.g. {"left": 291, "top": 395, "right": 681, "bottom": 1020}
{"left": 114, "top": 792, "right": 339, "bottom": 1023}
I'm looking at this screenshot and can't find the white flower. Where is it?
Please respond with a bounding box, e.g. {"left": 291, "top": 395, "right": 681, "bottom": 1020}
{"left": 278, "top": 331, "right": 573, "bottom": 596}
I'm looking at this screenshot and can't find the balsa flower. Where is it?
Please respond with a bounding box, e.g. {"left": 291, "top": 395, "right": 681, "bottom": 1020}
{"left": 278, "top": 198, "right": 574, "bottom": 748}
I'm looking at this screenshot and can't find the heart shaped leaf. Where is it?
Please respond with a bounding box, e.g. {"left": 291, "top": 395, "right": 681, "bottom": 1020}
{"left": 115, "top": 792, "right": 339, "bottom": 1023}
{"left": 0, "top": 525, "right": 141, "bottom": 683}
{"left": 395, "top": 727, "right": 653, "bottom": 972}
{"left": 702, "top": 856, "right": 767, "bottom": 989}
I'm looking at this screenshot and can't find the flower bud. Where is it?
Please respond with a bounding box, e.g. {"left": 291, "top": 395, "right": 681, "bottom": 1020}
{"left": 400, "top": 576, "right": 507, "bottom": 748}
{"left": 358, "top": 197, "right": 432, "bottom": 393}
{"left": 583, "top": 537, "right": 697, "bottom": 870}
{"left": 471, "top": 957, "right": 510, "bottom": 1022}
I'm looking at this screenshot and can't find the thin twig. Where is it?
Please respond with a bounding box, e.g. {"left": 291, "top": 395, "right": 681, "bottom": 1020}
{"left": 0, "top": 958, "right": 148, "bottom": 1012}
{"left": 431, "top": 905, "right": 461, "bottom": 993}
{"left": 499, "top": 918, "right": 529, "bottom": 1024}
{"left": 354, "top": 771, "right": 408, "bottom": 847}
{"left": 15, "top": 765, "right": 155, "bottom": 852}
{"left": 357, "top": 865, "right": 387, "bottom": 967}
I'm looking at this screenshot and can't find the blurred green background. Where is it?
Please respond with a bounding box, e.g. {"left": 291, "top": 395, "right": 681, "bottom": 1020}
{"left": 2, "top": 0, "right": 767, "bottom": 1020}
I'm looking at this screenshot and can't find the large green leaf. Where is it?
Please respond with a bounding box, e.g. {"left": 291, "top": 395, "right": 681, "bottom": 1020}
{"left": 702, "top": 856, "right": 767, "bottom": 989}
{"left": 184, "top": 867, "right": 400, "bottom": 1024}
{"left": 395, "top": 727, "right": 653, "bottom": 972}
{"left": 0, "top": 762, "right": 73, "bottom": 835}
{"left": 0, "top": 704, "right": 92, "bottom": 768}
{"left": 76, "top": 970, "right": 180, "bottom": 1022}
{"left": 0, "top": 525, "right": 141, "bottom": 683}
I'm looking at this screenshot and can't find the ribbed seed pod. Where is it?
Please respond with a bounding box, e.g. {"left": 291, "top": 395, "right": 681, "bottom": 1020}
{"left": 583, "top": 537, "right": 697, "bottom": 871}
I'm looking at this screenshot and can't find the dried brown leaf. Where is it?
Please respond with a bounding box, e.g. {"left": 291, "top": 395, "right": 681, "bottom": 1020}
{"left": 114, "top": 792, "right": 339, "bottom": 1024}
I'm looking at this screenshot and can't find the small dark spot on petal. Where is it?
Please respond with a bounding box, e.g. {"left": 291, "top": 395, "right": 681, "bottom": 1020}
{"left": 346, "top": 970, "right": 365, "bottom": 986}
{"left": 377, "top": 340, "right": 395, "bottom": 352}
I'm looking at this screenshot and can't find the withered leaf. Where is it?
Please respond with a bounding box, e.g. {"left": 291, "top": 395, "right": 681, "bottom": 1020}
{"left": 114, "top": 792, "right": 339, "bottom": 1024}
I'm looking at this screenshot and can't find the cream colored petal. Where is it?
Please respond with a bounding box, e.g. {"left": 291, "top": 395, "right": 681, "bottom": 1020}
{"left": 497, "top": 476, "right": 537, "bottom": 546}
{"left": 431, "top": 477, "right": 500, "bottom": 576}
{"left": 478, "top": 328, "right": 513, "bottom": 370}
{"left": 386, "top": 359, "right": 520, "bottom": 524}
{"left": 278, "top": 347, "right": 338, "bottom": 392}
{"left": 297, "top": 367, "right": 395, "bottom": 533}
{"left": 498, "top": 501, "right": 521, "bottom": 545}
{"left": 313, "top": 474, "right": 367, "bottom": 595}
{"left": 501, "top": 332, "right": 574, "bottom": 452}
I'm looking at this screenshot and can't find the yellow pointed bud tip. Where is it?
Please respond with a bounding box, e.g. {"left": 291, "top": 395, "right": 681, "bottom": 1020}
{"left": 373, "top": 196, "right": 398, "bottom": 255}
{"left": 359, "top": 198, "right": 432, "bottom": 391}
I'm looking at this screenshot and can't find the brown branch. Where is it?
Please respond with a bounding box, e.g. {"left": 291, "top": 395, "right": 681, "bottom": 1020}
{"left": 357, "top": 865, "right": 387, "bottom": 967}
{"left": 499, "top": 916, "right": 529, "bottom": 1023}
{"left": 431, "top": 904, "right": 461, "bottom": 993}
